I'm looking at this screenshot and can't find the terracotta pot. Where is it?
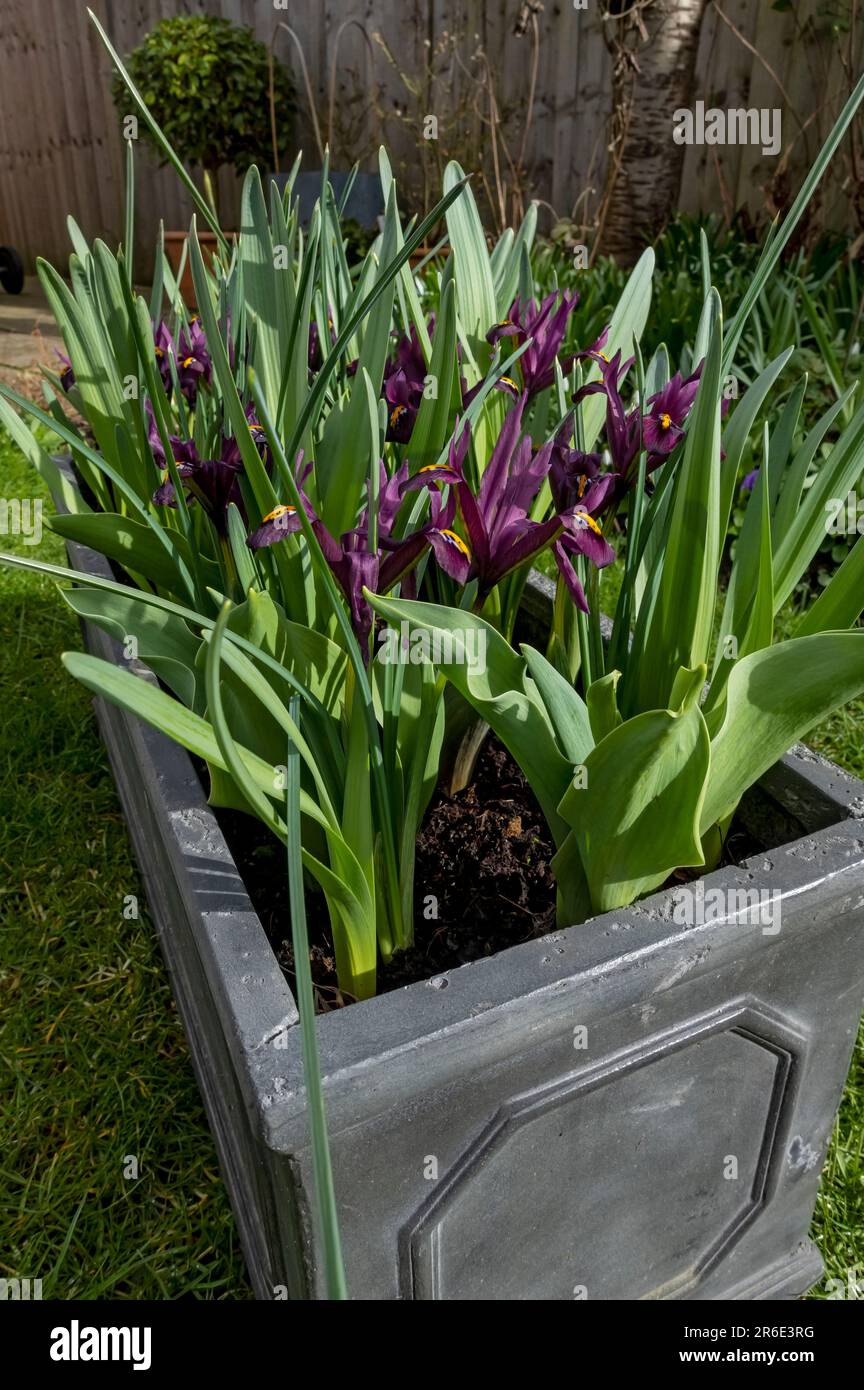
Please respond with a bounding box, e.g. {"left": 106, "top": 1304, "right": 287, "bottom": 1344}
{"left": 163, "top": 230, "right": 223, "bottom": 309}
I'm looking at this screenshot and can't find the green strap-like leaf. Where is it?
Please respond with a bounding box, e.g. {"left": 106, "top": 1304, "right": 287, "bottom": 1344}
{"left": 444, "top": 160, "right": 497, "bottom": 373}
{"left": 367, "top": 593, "right": 573, "bottom": 843}
{"left": 283, "top": 695, "right": 348, "bottom": 1299}
{"left": 627, "top": 293, "right": 723, "bottom": 715}
{"left": 795, "top": 532, "right": 864, "bottom": 637}
{"left": 581, "top": 249, "right": 654, "bottom": 451}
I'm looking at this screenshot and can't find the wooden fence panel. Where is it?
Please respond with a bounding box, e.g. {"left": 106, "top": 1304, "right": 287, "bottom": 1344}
{"left": 0, "top": 0, "right": 855, "bottom": 280}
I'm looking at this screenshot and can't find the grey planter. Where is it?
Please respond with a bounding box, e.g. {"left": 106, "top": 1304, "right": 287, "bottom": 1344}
{"left": 63, "top": 533, "right": 864, "bottom": 1301}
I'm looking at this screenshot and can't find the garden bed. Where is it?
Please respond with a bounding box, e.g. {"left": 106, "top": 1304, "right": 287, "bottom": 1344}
{"left": 64, "top": 521, "right": 864, "bottom": 1302}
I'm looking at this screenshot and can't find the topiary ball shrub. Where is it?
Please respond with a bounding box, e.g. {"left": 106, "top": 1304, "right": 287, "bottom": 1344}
{"left": 112, "top": 14, "right": 295, "bottom": 181}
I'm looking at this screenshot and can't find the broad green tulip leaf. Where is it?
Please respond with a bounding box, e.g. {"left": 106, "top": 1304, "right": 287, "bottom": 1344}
{"left": 558, "top": 668, "right": 711, "bottom": 913}
{"left": 60, "top": 649, "right": 317, "bottom": 821}
{"left": 0, "top": 395, "right": 88, "bottom": 517}
{"left": 48, "top": 511, "right": 192, "bottom": 596}
{"left": 702, "top": 632, "right": 864, "bottom": 831}
{"left": 62, "top": 586, "right": 201, "bottom": 708}
{"left": 550, "top": 831, "right": 594, "bottom": 927}
{"left": 586, "top": 669, "right": 624, "bottom": 744}
{"left": 520, "top": 643, "right": 594, "bottom": 765}
{"left": 203, "top": 606, "right": 376, "bottom": 994}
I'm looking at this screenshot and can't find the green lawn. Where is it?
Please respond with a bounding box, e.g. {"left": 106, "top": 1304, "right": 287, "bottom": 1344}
{"left": 0, "top": 427, "right": 860, "bottom": 1299}
{"left": 0, "top": 432, "right": 250, "bottom": 1299}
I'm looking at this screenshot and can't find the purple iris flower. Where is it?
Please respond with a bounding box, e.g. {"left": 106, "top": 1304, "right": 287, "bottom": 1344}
{"left": 642, "top": 366, "right": 703, "bottom": 456}
{"left": 380, "top": 317, "right": 516, "bottom": 450}
{"left": 183, "top": 455, "right": 243, "bottom": 533}
{"left": 575, "top": 343, "right": 705, "bottom": 499}
{"left": 742, "top": 467, "right": 760, "bottom": 492}
{"left": 551, "top": 486, "right": 616, "bottom": 615}
{"left": 378, "top": 322, "right": 432, "bottom": 444}
{"left": 406, "top": 394, "right": 613, "bottom": 605}
{"left": 246, "top": 455, "right": 447, "bottom": 656}
{"left": 486, "top": 291, "right": 580, "bottom": 396}
{"left": 175, "top": 317, "right": 213, "bottom": 406}
{"left": 460, "top": 372, "right": 521, "bottom": 411}
{"left": 152, "top": 446, "right": 240, "bottom": 529}
{"left": 384, "top": 369, "right": 420, "bottom": 444}
{"left": 220, "top": 403, "right": 272, "bottom": 470}
{"left": 146, "top": 401, "right": 197, "bottom": 481}
{"left": 320, "top": 459, "right": 455, "bottom": 650}
{"left": 547, "top": 414, "right": 606, "bottom": 514}
{"left": 151, "top": 436, "right": 201, "bottom": 507}
{"left": 55, "top": 351, "right": 76, "bottom": 392}
{"left": 574, "top": 349, "right": 641, "bottom": 485}
{"left": 245, "top": 455, "right": 317, "bottom": 550}
{"left": 152, "top": 320, "right": 175, "bottom": 396}
{"left": 150, "top": 417, "right": 241, "bottom": 534}
{"left": 386, "top": 321, "right": 430, "bottom": 389}
{"left": 340, "top": 321, "right": 430, "bottom": 443}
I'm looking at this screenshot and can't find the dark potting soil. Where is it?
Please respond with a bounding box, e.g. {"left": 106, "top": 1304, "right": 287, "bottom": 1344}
{"left": 208, "top": 737, "right": 558, "bottom": 1009}
{"left": 204, "top": 737, "right": 765, "bottom": 1010}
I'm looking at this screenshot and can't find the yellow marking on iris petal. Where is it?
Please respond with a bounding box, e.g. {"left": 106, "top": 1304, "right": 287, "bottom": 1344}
{"left": 660, "top": 412, "right": 672, "bottom": 429}
{"left": 182, "top": 356, "right": 194, "bottom": 368}
{"left": 154, "top": 346, "right": 164, "bottom": 358}
{"left": 575, "top": 511, "right": 602, "bottom": 535}
{"left": 263, "top": 504, "right": 296, "bottom": 523}
{"left": 499, "top": 376, "right": 518, "bottom": 391}
{"left": 494, "top": 318, "right": 513, "bottom": 330}
{"left": 441, "top": 529, "right": 470, "bottom": 558}
{"left": 577, "top": 474, "right": 588, "bottom": 500}
{"left": 390, "top": 404, "right": 408, "bottom": 428}
{"left": 598, "top": 351, "right": 609, "bottom": 362}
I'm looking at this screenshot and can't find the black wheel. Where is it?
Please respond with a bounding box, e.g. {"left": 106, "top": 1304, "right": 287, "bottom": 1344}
{"left": 0, "top": 245, "right": 25, "bottom": 295}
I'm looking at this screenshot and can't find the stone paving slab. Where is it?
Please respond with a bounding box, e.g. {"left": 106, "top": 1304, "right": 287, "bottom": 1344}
{"left": 0, "top": 276, "right": 62, "bottom": 394}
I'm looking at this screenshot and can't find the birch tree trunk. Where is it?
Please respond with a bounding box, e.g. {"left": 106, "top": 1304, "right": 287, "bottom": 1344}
{"left": 599, "top": 0, "right": 708, "bottom": 265}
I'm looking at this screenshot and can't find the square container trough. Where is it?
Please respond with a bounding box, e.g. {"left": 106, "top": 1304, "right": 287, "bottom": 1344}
{"left": 64, "top": 532, "right": 864, "bottom": 1302}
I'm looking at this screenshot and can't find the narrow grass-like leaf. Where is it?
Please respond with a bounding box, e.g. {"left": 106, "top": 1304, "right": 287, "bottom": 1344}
{"left": 88, "top": 8, "right": 227, "bottom": 249}
{"left": 284, "top": 695, "right": 348, "bottom": 1300}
